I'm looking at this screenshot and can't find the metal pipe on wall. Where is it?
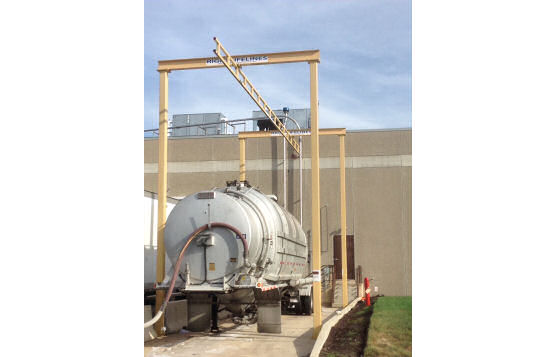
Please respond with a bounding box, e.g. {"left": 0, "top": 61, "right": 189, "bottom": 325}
{"left": 239, "top": 138, "right": 246, "bottom": 181}
{"left": 283, "top": 113, "right": 303, "bottom": 225}
{"left": 340, "top": 134, "right": 348, "bottom": 308}
{"left": 284, "top": 137, "right": 287, "bottom": 208}
{"left": 300, "top": 139, "right": 303, "bottom": 227}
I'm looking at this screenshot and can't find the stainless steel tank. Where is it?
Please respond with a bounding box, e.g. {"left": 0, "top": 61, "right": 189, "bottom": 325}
{"left": 164, "top": 184, "right": 308, "bottom": 291}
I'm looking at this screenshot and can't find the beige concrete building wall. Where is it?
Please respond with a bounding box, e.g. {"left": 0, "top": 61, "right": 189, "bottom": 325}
{"left": 144, "top": 129, "right": 411, "bottom": 296}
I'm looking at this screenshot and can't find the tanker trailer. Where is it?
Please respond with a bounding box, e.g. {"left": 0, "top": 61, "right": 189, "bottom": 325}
{"left": 151, "top": 181, "right": 313, "bottom": 333}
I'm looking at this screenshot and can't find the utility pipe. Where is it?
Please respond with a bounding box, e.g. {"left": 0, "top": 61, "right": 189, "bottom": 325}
{"left": 281, "top": 114, "right": 303, "bottom": 225}
{"left": 283, "top": 136, "right": 287, "bottom": 209}
{"left": 239, "top": 137, "right": 246, "bottom": 181}
{"left": 340, "top": 134, "right": 348, "bottom": 308}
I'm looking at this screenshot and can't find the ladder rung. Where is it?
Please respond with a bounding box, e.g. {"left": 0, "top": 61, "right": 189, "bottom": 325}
{"left": 213, "top": 38, "right": 300, "bottom": 154}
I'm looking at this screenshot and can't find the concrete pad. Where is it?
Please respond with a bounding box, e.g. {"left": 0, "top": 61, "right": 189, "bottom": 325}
{"left": 165, "top": 300, "right": 188, "bottom": 334}
{"left": 144, "top": 307, "right": 338, "bottom": 357}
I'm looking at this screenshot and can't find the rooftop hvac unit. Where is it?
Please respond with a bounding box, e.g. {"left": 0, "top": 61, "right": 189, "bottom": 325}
{"left": 252, "top": 108, "right": 311, "bottom": 131}
{"left": 171, "top": 113, "right": 226, "bottom": 137}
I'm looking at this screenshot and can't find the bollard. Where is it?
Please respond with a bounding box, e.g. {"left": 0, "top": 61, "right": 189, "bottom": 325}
{"left": 364, "top": 277, "right": 370, "bottom": 306}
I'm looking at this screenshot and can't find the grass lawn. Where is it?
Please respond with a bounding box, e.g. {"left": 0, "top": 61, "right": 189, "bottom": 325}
{"left": 364, "top": 296, "right": 412, "bottom": 357}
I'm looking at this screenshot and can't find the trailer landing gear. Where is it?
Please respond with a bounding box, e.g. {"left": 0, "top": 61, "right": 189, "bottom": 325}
{"left": 210, "top": 294, "right": 219, "bottom": 333}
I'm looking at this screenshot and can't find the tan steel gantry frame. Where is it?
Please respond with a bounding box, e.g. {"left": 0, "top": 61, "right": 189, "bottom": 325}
{"left": 154, "top": 39, "right": 348, "bottom": 338}
{"left": 238, "top": 128, "right": 349, "bottom": 315}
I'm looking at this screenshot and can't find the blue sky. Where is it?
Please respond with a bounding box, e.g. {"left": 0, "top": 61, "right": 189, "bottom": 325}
{"left": 144, "top": 0, "right": 411, "bottom": 132}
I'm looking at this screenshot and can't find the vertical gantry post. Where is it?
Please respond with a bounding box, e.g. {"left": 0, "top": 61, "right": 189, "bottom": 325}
{"left": 155, "top": 70, "right": 169, "bottom": 335}
{"left": 310, "top": 61, "right": 322, "bottom": 339}
{"left": 340, "top": 134, "right": 348, "bottom": 307}
{"left": 239, "top": 137, "right": 246, "bottom": 181}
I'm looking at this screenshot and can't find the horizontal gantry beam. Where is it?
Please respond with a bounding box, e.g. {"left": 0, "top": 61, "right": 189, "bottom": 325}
{"left": 158, "top": 50, "right": 320, "bottom": 71}
{"left": 238, "top": 128, "right": 346, "bottom": 139}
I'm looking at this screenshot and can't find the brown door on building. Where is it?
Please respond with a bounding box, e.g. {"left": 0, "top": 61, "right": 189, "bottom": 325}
{"left": 333, "top": 235, "right": 355, "bottom": 279}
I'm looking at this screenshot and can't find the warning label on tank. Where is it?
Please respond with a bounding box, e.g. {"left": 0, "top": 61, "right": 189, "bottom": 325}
{"left": 312, "top": 269, "right": 321, "bottom": 282}
{"left": 209, "top": 263, "right": 215, "bottom": 271}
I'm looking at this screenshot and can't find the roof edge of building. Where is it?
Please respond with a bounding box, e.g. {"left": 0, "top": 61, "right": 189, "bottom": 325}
{"left": 144, "top": 127, "right": 412, "bottom": 140}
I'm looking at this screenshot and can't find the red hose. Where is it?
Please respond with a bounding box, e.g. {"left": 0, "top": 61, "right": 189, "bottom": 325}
{"left": 162, "top": 222, "right": 248, "bottom": 309}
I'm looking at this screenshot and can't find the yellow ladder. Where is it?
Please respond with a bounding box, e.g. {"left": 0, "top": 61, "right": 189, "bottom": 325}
{"left": 213, "top": 37, "right": 300, "bottom": 154}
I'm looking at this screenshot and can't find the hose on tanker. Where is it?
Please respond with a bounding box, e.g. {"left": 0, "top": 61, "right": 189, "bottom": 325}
{"left": 144, "top": 222, "right": 248, "bottom": 329}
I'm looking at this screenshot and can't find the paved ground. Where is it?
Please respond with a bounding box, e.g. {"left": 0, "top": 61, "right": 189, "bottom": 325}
{"left": 144, "top": 307, "right": 338, "bottom": 357}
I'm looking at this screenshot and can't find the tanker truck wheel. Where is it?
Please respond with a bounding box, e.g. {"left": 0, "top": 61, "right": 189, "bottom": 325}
{"left": 301, "top": 288, "right": 313, "bottom": 315}
{"left": 295, "top": 299, "right": 303, "bottom": 315}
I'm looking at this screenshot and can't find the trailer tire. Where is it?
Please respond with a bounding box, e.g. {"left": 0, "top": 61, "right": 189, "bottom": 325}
{"left": 295, "top": 299, "right": 303, "bottom": 315}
